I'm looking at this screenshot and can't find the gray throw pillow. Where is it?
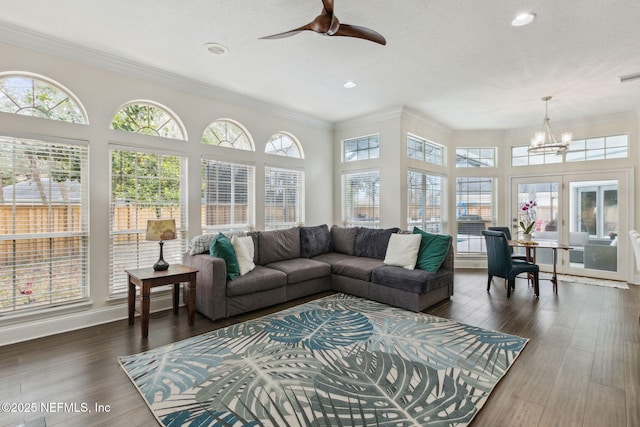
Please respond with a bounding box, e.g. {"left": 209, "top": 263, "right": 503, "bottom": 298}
{"left": 355, "top": 227, "right": 400, "bottom": 259}
{"left": 257, "top": 227, "right": 301, "bottom": 265}
{"left": 300, "top": 224, "right": 331, "bottom": 258}
{"left": 330, "top": 225, "right": 359, "bottom": 255}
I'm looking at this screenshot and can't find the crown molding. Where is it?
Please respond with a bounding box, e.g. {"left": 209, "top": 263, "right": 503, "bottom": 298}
{"left": 0, "top": 21, "right": 332, "bottom": 131}
{"left": 334, "top": 105, "right": 453, "bottom": 136}
{"left": 333, "top": 106, "right": 406, "bottom": 130}
{"left": 399, "top": 106, "right": 453, "bottom": 136}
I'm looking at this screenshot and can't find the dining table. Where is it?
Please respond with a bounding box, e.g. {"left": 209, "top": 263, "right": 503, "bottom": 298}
{"left": 509, "top": 239, "right": 573, "bottom": 294}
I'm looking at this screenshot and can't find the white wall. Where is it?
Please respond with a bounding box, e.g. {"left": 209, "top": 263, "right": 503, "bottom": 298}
{"left": 0, "top": 42, "right": 334, "bottom": 345}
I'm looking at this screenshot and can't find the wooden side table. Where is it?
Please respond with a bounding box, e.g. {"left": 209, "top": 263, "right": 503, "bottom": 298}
{"left": 126, "top": 264, "right": 198, "bottom": 338}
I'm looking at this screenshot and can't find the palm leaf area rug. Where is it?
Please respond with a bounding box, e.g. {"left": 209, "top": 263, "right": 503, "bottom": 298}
{"left": 119, "top": 293, "right": 527, "bottom": 426}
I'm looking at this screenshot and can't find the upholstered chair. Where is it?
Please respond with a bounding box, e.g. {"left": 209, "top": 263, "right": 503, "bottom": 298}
{"left": 482, "top": 230, "right": 540, "bottom": 297}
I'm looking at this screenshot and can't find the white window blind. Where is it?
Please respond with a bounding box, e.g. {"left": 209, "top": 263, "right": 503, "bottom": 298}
{"left": 456, "top": 176, "right": 496, "bottom": 254}
{"left": 109, "top": 148, "right": 187, "bottom": 295}
{"left": 201, "top": 159, "right": 255, "bottom": 233}
{"left": 264, "top": 166, "right": 305, "bottom": 230}
{"left": 0, "top": 135, "right": 89, "bottom": 313}
{"left": 407, "top": 170, "right": 446, "bottom": 233}
{"left": 342, "top": 170, "right": 380, "bottom": 227}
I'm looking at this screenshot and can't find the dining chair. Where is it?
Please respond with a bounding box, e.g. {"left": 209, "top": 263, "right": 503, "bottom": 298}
{"left": 482, "top": 230, "right": 540, "bottom": 297}
{"left": 488, "top": 226, "right": 528, "bottom": 261}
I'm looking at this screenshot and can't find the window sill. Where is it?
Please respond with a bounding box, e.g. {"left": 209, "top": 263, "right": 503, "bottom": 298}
{"left": 0, "top": 299, "right": 92, "bottom": 328}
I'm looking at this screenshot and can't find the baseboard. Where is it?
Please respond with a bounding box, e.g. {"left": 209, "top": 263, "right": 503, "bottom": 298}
{"left": 0, "top": 293, "right": 176, "bottom": 346}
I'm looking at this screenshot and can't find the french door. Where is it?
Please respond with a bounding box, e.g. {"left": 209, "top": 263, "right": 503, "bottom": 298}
{"left": 511, "top": 170, "right": 629, "bottom": 281}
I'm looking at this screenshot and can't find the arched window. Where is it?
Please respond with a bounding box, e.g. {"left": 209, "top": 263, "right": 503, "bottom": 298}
{"left": 111, "top": 101, "right": 186, "bottom": 140}
{"left": 265, "top": 132, "right": 303, "bottom": 158}
{"left": 202, "top": 119, "right": 254, "bottom": 151}
{"left": 0, "top": 72, "right": 87, "bottom": 123}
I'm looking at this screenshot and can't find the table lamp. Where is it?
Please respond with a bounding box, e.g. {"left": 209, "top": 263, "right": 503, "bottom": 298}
{"left": 146, "top": 219, "right": 176, "bottom": 271}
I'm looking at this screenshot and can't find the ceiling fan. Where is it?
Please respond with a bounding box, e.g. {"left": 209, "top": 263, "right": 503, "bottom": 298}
{"left": 260, "top": 0, "right": 387, "bottom": 45}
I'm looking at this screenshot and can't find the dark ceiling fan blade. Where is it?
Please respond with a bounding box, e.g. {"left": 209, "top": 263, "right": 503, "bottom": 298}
{"left": 260, "top": 23, "right": 314, "bottom": 40}
{"left": 333, "top": 23, "right": 387, "bottom": 45}
{"left": 260, "top": 0, "right": 386, "bottom": 45}
{"left": 321, "top": 0, "right": 334, "bottom": 14}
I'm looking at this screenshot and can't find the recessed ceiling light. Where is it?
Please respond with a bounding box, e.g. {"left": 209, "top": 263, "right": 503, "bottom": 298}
{"left": 205, "top": 42, "right": 229, "bottom": 55}
{"left": 511, "top": 12, "right": 536, "bottom": 27}
{"left": 343, "top": 81, "right": 357, "bottom": 89}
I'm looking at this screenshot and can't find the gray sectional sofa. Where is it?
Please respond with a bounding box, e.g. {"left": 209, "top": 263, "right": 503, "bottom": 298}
{"left": 182, "top": 225, "right": 454, "bottom": 321}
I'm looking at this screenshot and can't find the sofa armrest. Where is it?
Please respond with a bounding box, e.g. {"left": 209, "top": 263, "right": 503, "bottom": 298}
{"left": 182, "top": 252, "right": 228, "bottom": 321}
{"left": 440, "top": 243, "right": 455, "bottom": 295}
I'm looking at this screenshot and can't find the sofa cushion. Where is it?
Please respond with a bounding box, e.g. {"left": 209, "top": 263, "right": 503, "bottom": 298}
{"left": 226, "top": 265, "right": 287, "bottom": 297}
{"left": 355, "top": 227, "right": 399, "bottom": 260}
{"left": 312, "top": 252, "right": 358, "bottom": 266}
{"left": 384, "top": 233, "right": 422, "bottom": 269}
{"left": 210, "top": 233, "right": 240, "bottom": 280}
{"left": 231, "top": 235, "right": 255, "bottom": 275}
{"left": 330, "top": 225, "right": 359, "bottom": 255}
{"left": 266, "top": 258, "right": 331, "bottom": 284}
{"left": 371, "top": 265, "right": 452, "bottom": 294}
{"left": 413, "top": 227, "right": 452, "bottom": 272}
{"left": 258, "top": 227, "right": 300, "bottom": 265}
{"left": 300, "top": 224, "right": 331, "bottom": 258}
{"left": 332, "top": 257, "right": 385, "bottom": 281}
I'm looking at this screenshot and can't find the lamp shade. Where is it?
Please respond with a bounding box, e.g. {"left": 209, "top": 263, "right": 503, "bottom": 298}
{"left": 146, "top": 219, "right": 177, "bottom": 241}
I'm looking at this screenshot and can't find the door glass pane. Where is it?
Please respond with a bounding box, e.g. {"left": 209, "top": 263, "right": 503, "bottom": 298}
{"left": 518, "top": 182, "right": 559, "bottom": 264}
{"left": 570, "top": 181, "right": 618, "bottom": 272}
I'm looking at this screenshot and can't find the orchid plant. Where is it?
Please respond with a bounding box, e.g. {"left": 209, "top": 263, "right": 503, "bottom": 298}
{"left": 519, "top": 200, "right": 537, "bottom": 234}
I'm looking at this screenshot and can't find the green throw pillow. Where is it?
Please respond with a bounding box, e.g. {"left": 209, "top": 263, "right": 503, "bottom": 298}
{"left": 413, "top": 227, "right": 452, "bottom": 272}
{"left": 210, "top": 233, "right": 240, "bottom": 280}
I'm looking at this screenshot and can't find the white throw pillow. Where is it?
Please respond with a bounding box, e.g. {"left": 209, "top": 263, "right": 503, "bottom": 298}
{"left": 384, "top": 233, "right": 422, "bottom": 270}
{"left": 232, "top": 235, "right": 255, "bottom": 275}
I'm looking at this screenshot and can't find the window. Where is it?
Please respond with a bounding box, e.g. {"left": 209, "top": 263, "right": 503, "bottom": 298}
{"left": 342, "top": 170, "right": 380, "bottom": 227}
{"left": 456, "top": 148, "right": 496, "bottom": 168}
{"left": 511, "top": 134, "right": 628, "bottom": 166}
{"left": 407, "top": 134, "right": 444, "bottom": 165}
{"left": 408, "top": 170, "right": 446, "bottom": 233}
{"left": 511, "top": 145, "right": 562, "bottom": 166}
{"left": 109, "top": 149, "right": 187, "bottom": 295}
{"left": 202, "top": 119, "right": 253, "bottom": 150}
{"left": 343, "top": 135, "right": 379, "bottom": 162}
{"left": 202, "top": 159, "right": 255, "bottom": 233}
{"left": 0, "top": 73, "right": 87, "bottom": 123}
{"left": 111, "top": 101, "right": 186, "bottom": 140}
{"left": 566, "top": 135, "right": 628, "bottom": 162}
{"left": 265, "top": 132, "right": 303, "bottom": 158}
{"left": 264, "top": 167, "right": 305, "bottom": 230}
{"left": 456, "top": 177, "right": 496, "bottom": 254}
{"left": 0, "top": 135, "right": 88, "bottom": 313}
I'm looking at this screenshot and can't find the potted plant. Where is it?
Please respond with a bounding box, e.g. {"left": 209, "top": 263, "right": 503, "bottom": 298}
{"left": 519, "top": 200, "right": 537, "bottom": 241}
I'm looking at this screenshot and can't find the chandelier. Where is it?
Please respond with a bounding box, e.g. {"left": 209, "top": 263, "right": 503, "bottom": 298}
{"left": 528, "top": 96, "right": 572, "bottom": 154}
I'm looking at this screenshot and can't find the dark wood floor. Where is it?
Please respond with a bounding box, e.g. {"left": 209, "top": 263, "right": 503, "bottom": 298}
{"left": 1, "top": 270, "right": 639, "bottom": 427}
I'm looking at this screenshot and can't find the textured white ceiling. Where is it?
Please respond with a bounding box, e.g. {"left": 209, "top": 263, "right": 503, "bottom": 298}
{"left": 1, "top": 0, "right": 639, "bottom": 129}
